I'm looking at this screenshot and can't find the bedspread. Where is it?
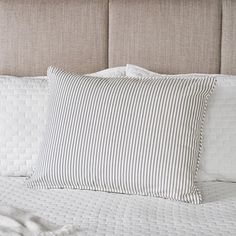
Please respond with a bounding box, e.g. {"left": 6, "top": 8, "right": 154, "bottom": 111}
{"left": 0, "top": 177, "right": 236, "bottom": 235}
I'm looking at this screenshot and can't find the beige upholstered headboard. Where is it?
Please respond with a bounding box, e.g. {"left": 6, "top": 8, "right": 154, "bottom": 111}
{"left": 0, "top": 0, "right": 235, "bottom": 76}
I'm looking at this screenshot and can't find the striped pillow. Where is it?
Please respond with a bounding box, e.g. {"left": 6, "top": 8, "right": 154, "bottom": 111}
{"left": 27, "top": 66, "right": 216, "bottom": 204}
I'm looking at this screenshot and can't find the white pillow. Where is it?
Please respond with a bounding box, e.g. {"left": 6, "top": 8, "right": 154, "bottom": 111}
{"left": 0, "top": 67, "right": 126, "bottom": 176}
{"left": 0, "top": 76, "right": 48, "bottom": 176}
{"left": 88, "top": 66, "right": 126, "bottom": 77}
{"left": 126, "top": 64, "right": 236, "bottom": 182}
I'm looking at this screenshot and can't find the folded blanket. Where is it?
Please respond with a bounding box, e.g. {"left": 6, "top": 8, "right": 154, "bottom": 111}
{"left": 0, "top": 205, "right": 79, "bottom": 236}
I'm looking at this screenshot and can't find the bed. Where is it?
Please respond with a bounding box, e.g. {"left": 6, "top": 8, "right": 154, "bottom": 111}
{"left": 0, "top": 0, "right": 236, "bottom": 235}
{"left": 0, "top": 177, "right": 235, "bottom": 236}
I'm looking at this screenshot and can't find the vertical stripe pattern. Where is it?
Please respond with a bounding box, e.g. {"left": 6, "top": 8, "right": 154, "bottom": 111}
{"left": 27, "top": 66, "right": 216, "bottom": 204}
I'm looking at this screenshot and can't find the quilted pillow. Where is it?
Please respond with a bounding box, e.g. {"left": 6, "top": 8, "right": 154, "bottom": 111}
{"left": 27, "top": 66, "right": 216, "bottom": 204}
{"left": 0, "top": 67, "right": 126, "bottom": 176}
{"left": 126, "top": 64, "right": 236, "bottom": 182}
{"left": 0, "top": 76, "right": 48, "bottom": 176}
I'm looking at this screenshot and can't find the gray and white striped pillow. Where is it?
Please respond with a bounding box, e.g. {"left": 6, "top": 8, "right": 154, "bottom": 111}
{"left": 27, "top": 66, "right": 216, "bottom": 204}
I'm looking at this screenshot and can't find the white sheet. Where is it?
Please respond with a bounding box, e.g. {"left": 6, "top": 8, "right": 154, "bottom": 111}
{"left": 0, "top": 205, "right": 79, "bottom": 236}
{"left": 0, "top": 177, "right": 236, "bottom": 236}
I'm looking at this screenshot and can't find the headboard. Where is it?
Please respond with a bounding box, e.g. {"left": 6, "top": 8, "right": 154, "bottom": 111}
{"left": 0, "top": 0, "right": 235, "bottom": 76}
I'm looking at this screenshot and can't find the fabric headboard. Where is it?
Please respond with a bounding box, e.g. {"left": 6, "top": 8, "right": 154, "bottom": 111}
{"left": 109, "top": 0, "right": 221, "bottom": 74}
{"left": 0, "top": 0, "right": 108, "bottom": 76}
{"left": 221, "top": 0, "right": 236, "bottom": 75}
{"left": 0, "top": 0, "right": 235, "bottom": 76}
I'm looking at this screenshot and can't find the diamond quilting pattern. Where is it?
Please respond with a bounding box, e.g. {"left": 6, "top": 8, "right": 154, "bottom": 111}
{"left": 0, "top": 178, "right": 235, "bottom": 235}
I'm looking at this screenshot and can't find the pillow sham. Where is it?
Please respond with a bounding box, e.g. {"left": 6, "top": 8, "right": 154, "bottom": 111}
{"left": 126, "top": 64, "right": 236, "bottom": 182}
{"left": 88, "top": 66, "right": 125, "bottom": 77}
{"left": 0, "top": 67, "right": 126, "bottom": 176}
{"left": 0, "top": 76, "right": 48, "bottom": 176}
{"left": 27, "top": 66, "right": 216, "bottom": 204}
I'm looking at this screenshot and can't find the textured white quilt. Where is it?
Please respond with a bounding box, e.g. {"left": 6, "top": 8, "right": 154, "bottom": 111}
{"left": 0, "top": 206, "right": 79, "bottom": 236}
{"left": 0, "top": 177, "right": 236, "bottom": 235}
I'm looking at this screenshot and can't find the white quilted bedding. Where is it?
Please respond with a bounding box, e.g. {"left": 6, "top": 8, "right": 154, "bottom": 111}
{"left": 0, "top": 177, "right": 235, "bottom": 236}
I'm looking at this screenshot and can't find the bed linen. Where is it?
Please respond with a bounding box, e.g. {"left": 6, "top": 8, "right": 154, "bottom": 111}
{"left": 0, "top": 177, "right": 235, "bottom": 236}
{"left": 0, "top": 205, "right": 79, "bottom": 236}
